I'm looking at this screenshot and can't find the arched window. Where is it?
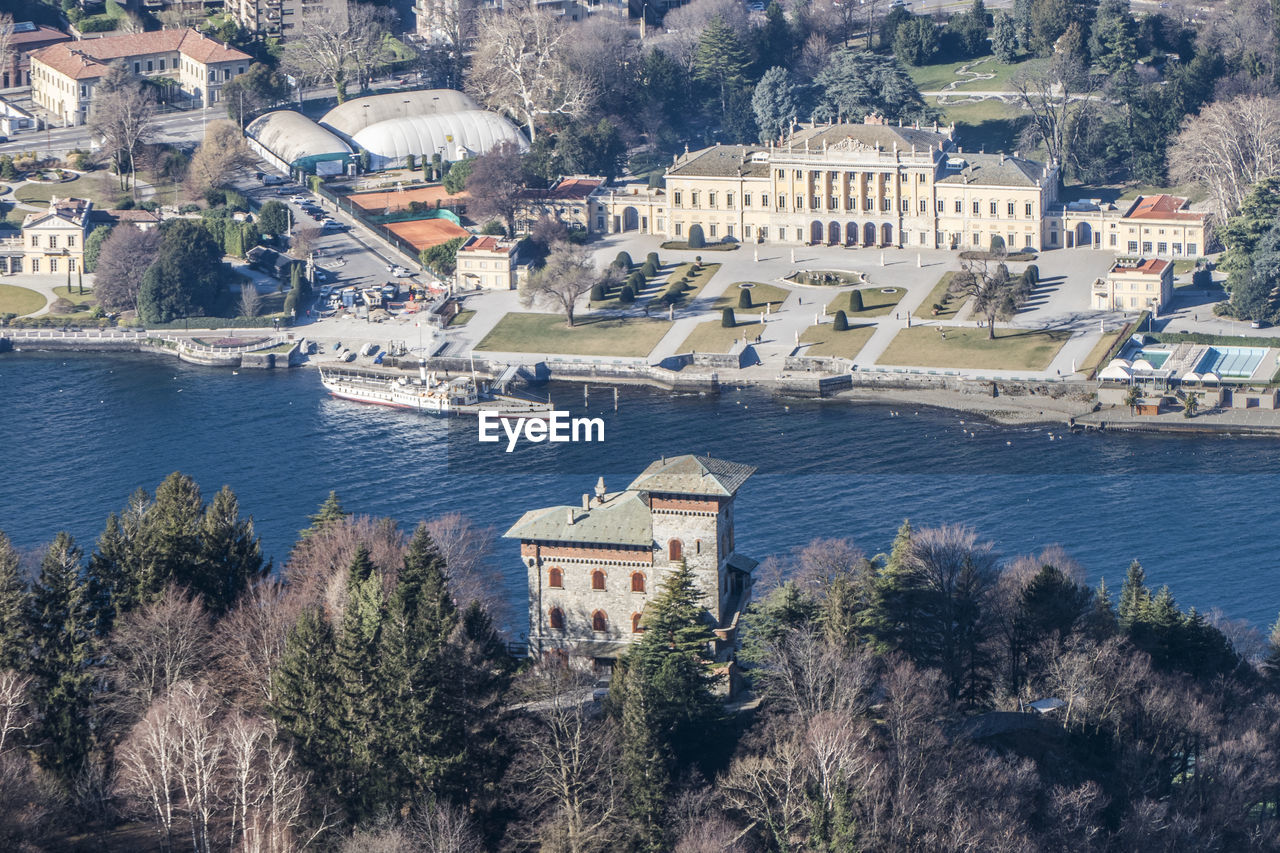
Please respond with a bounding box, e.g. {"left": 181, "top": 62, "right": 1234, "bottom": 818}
{"left": 548, "top": 567, "right": 563, "bottom": 588}
{"left": 591, "top": 610, "right": 608, "bottom": 632}
{"left": 549, "top": 607, "right": 565, "bottom": 632}
{"left": 632, "top": 613, "right": 645, "bottom": 633}
{"left": 668, "top": 539, "right": 683, "bottom": 561}
{"left": 591, "top": 570, "right": 606, "bottom": 590}
{"left": 631, "top": 572, "right": 646, "bottom": 593}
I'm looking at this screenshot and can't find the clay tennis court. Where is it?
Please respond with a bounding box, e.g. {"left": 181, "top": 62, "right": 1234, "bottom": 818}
{"left": 347, "top": 185, "right": 468, "bottom": 214}
{"left": 384, "top": 217, "right": 470, "bottom": 251}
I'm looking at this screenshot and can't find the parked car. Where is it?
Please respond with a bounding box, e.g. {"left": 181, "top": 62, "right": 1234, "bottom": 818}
{"left": 391, "top": 266, "right": 412, "bottom": 277}
{"left": 323, "top": 221, "right": 349, "bottom": 232}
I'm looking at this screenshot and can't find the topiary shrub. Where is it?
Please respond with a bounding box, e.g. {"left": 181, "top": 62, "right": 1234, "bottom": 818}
{"left": 721, "top": 307, "right": 736, "bottom": 328}
{"left": 833, "top": 310, "right": 849, "bottom": 331}
{"left": 590, "top": 283, "right": 606, "bottom": 301}
{"left": 990, "top": 235, "right": 1006, "bottom": 253}
{"left": 848, "top": 290, "right": 864, "bottom": 312}
{"left": 619, "top": 285, "right": 635, "bottom": 304}
{"left": 614, "top": 251, "right": 632, "bottom": 269}
{"left": 738, "top": 288, "right": 752, "bottom": 309}
{"left": 1025, "top": 264, "right": 1039, "bottom": 285}
{"left": 640, "top": 260, "right": 657, "bottom": 278}
{"left": 646, "top": 252, "right": 660, "bottom": 268}
{"left": 688, "top": 224, "right": 705, "bottom": 249}
{"left": 627, "top": 271, "right": 645, "bottom": 291}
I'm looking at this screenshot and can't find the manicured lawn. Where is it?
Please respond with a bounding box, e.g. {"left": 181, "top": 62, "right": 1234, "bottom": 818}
{"left": 475, "top": 312, "right": 672, "bottom": 357}
{"left": 908, "top": 56, "right": 1037, "bottom": 93}
{"left": 914, "top": 272, "right": 970, "bottom": 320}
{"left": 827, "top": 286, "right": 904, "bottom": 318}
{"left": 878, "top": 326, "right": 1070, "bottom": 370}
{"left": 677, "top": 318, "right": 764, "bottom": 354}
{"left": 0, "top": 284, "right": 46, "bottom": 316}
{"left": 798, "top": 322, "right": 876, "bottom": 360}
{"left": 1079, "top": 329, "right": 1125, "bottom": 377}
{"left": 932, "top": 98, "right": 1036, "bottom": 159}
{"left": 15, "top": 178, "right": 85, "bottom": 204}
{"left": 448, "top": 309, "right": 475, "bottom": 327}
{"left": 714, "top": 281, "right": 790, "bottom": 314}
{"left": 49, "top": 285, "right": 99, "bottom": 320}
{"left": 647, "top": 262, "right": 721, "bottom": 308}
{"left": 590, "top": 262, "right": 675, "bottom": 310}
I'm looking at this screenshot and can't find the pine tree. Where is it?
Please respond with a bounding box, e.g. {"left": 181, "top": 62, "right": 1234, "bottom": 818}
{"left": 992, "top": 12, "right": 1018, "bottom": 62}
{"left": 133, "top": 472, "right": 205, "bottom": 606}
{"left": 1117, "top": 559, "right": 1149, "bottom": 630}
{"left": 333, "top": 545, "right": 389, "bottom": 820}
{"left": 28, "top": 533, "right": 95, "bottom": 787}
{"left": 693, "top": 15, "right": 751, "bottom": 114}
{"left": 271, "top": 607, "right": 341, "bottom": 781}
{"left": 85, "top": 490, "right": 149, "bottom": 635}
{"left": 1084, "top": 577, "right": 1118, "bottom": 639}
{"left": 301, "top": 491, "right": 347, "bottom": 539}
{"left": 194, "top": 485, "right": 266, "bottom": 614}
{"left": 0, "top": 532, "right": 30, "bottom": 671}
{"left": 752, "top": 67, "right": 798, "bottom": 144}
{"left": 445, "top": 601, "right": 513, "bottom": 809}
{"left": 617, "top": 561, "right": 720, "bottom": 849}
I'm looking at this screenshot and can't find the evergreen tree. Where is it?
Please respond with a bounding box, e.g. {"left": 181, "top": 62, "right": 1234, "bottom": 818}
{"left": 131, "top": 472, "right": 205, "bottom": 606}
{"left": 0, "top": 532, "right": 29, "bottom": 671}
{"left": 83, "top": 224, "right": 112, "bottom": 273}
{"left": 738, "top": 581, "right": 818, "bottom": 667}
{"left": 445, "top": 600, "right": 514, "bottom": 809}
{"left": 27, "top": 533, "right": 95, "bottom": 787}
{"left": 194, "top": 485, "right": 266, "bottom": 614}
{"left": 1084, "top": 577, "right": 1118, "bottom": 639}
{"left": 333, "top": 545, "right": 389, "bottom": 820}
{"left": 301, "top": 491, "right": 348, "bottom": 539}
{"left": 615, "top": 561, "right": 720, "bottom": 849}
{"left": 754, "top": 1, "right": 794, "bottom": 70}
{"left": 693, "top": 16, "right": 751, "bottom": 115}
{"left": 1089, "top": 0, "right": 1137, "bottom": 75}
{"left": 1263, "top": 612, "right": 1280, "bottom": 680}
{"left": 992, "top": 12, "right": 1018, "bottom": 62}
{"left": 85, "top": 490, "right": 149, "bottom": 635}
{"left": 271, "top": 607, "right": 342, "bottom": 784}
{"left": 1117, "top": 559, "right": 1149, "bottom": 629}
{"left": 753, "top": 67, "right": 799, "bottom": 144}
{"left": 894, "top": 17, "right": 940, "bottom": 67}
{"left": 816, "top": 51, "right": 930, "bottom": 124}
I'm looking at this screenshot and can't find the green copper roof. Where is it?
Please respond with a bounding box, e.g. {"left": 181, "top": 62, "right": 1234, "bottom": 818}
{"left": 628, "top": 454, "right": 756, "bottom": 497}
{"left": 504, "top": 490, "right": 654, "bottom": 546}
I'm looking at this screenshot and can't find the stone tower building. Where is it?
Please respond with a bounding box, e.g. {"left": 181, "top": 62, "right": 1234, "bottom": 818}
{"left": 505, "top": 455, "right": 757, "bottom": 665}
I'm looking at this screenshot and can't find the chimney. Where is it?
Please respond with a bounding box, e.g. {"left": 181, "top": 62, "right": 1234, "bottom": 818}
{"left": 1000, "top": 153, "right": 1005, "bottom": 163}
{"left": 595, "top": 476, "right": 606, "bottom": 502}
{"left": 566, "top": 508, "right": 575, "bottom": 525}
{"left": 582, "top": 494, "right": 590, "bottom": 511}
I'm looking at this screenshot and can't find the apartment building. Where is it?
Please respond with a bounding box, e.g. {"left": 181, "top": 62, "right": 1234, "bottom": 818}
{"left": 456, "top": 234, "right": 525, "bottom": 290}
{"left": 227, "top": 0, "right": 349, "bottom": 38}
{"left": 30, "top": 28, "right": 250, "bottom": 126}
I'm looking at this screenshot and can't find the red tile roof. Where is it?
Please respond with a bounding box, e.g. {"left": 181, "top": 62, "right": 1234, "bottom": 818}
{"left": 9, "top": 25, "right": 70, "bottom": 51}
{"left": 521, "top": 177, "right": 604, "bottom": 202}
{"left": 460, "top": 235, "right": 516, "bottom": 254}
{"left": 1113, "top": 258, "right": 1170, "bottom": 275}
{"left": 1123, "top": 194, "right": 1205, "bottom": 222}
{"left": 31, "top": 28, "right": 248, "bottom": 79}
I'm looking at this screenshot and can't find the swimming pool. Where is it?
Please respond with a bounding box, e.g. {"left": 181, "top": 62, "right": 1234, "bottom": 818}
{"left": 1135, "top": 349, "right": 1170, "bottom": 368}
{"left": 1196, "top": 346, "right": 1267, "bottom": 378}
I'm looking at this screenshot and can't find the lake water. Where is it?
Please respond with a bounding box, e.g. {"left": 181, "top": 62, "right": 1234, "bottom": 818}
{"left": 2, "top": 351, "right": 1279, "bottom": 632}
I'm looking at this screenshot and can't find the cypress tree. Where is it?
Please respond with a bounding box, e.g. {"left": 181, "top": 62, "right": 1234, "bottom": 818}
{"left": 271, "top": 607, "right": 341, "bottom": 781}
{"left": 28, "top": 533, "right": 95, "bottom": 787}
{"left": 1084, "top": 577, "right": 1118, "bottom": 639}
{"left": 0, "top": 532, "right": 30, "bottom": 671}
{"left": 194, "top": 485, "right": 266, "bottom": 614}
{"left": 302, "top": 491, "right": 348, "bottom": 539}
{"left": 849, "top": 290, "right": 864, "bottom": 312}
{"left": 833, "top": 309, "right": 849, "bottom": 331}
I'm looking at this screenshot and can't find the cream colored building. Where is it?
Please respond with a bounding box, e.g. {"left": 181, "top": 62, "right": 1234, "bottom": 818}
{"left": 30, "top": 29, "right": 250, "bottom": 126}
{"left": 516, "top": 176, "right": 604, "bottom": 235}
{"left": 456, "top": 234, "right": 524, "bottom": 290}
{"left": 1050, "top": 194, "right": 1208, "bottom": 257}
{"left": 16, "top": 197, "right": 92, "bottom": 276}
{"left": 1093, "top": 257, "right": 1173, "bottom": 314}
{"left": 228, "top": 0, "right": 349, "bottom": 38}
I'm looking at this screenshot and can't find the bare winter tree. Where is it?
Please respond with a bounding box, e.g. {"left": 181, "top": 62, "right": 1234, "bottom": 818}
{"left": 1009, "top": 54, "right": 1093, "bottom": 175}
{"left": 88, "top": 62, "right": 157, "bottom": 192}
{"left": 94, "top": 225, "right": 162, "bottom": 312}
{"left": 283, "top": 5, "right": 391, "bottom": 104}
{"left": 116, "top": 695, "right": 182, "bottom": 852}
{"left": 283, "top": 515, "right": 406, "bottom": 613}
{"left": 509, "top": 662, "right": 622, "bottom": 853}
{"left": 222, "top": 713, "right": 313, "bottom": 853}
{"left": 1169, "top": 95, "right": 1280, "bottom": 223}
{"left": 466, "top": 0, "right": 594, "bottom": 141}
{"left": 464, "top": 141, "right": 525, "bottom": 238}
{"left": 212, "top": 581, "right": 298, "bottom": 713}
{"left": 101, "top": 586, "right": 212, "bottom": 737}
{"left": 755, "top": 627, "right": 877, "bottom": 723}
{"left": 521, "top": 240, "right": 618, "bottom": 327}
{"left": 423, "top": 513, "right": 506, "bottom": 626}
{"left": 0, "top": 16, "right": 14, "bottom": 92}
{"left": 187, "top": 119, "right": 254, "bottom": 196}
{"left": 951, "top": 254, "right": 1030, "bottom": 339}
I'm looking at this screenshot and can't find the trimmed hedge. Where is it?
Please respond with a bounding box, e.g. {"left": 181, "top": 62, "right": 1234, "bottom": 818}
{"left": 833, "top": 310, "right": 849, "bottom": 331}
{"left": 721, "top": 307, "right": 736, "bottom": 327}
{"left": 660, "top": 241, "right": 739, "bottom": 252}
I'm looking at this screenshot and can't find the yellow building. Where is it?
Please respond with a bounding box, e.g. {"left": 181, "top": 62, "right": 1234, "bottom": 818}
{"left": 1093, "top": 257, "right": 1173, "bottom": 314}
{"left": 18, "top": 197, "right": 92, "bottom": 276}
{"left": 30, "top": 29, "right": 251, "bottom": 126}
{"left": 456, "top": 235, "right": 524, "bottom": 290}
{"left": 655, "top": 119, "right": 1059, "bottom": 250}
{"left": 1051, "top": 194, "right": 1208, "bottom": 257}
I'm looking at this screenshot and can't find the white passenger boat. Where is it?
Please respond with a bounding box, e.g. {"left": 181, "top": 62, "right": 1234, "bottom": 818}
{"left": 318, "top": 363, "right": 553, "bottom": 418}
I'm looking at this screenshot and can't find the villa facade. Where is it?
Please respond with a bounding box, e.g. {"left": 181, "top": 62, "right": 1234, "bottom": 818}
{"left": 505, "top": 454, "right": 757, "bottom": 666}
{"left": 588, "top": 118, "right": 1209, "bottom": 259}
{"left": 1094, "top": 257, "right": 1174, "bottom": 314}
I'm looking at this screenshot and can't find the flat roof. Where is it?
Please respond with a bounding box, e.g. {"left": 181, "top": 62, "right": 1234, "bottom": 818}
{"left": 1112, "top": 258, "right": 1170, "bottom": 275}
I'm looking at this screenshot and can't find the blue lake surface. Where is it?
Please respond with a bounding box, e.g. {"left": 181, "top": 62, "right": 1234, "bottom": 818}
{"left": 2, "top": 351, "right": 1279, "bottom": 631}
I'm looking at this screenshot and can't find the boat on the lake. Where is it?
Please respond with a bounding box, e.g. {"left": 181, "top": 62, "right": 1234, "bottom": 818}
{"left": 318, "top": 362, "right": 552, "bottom": 418}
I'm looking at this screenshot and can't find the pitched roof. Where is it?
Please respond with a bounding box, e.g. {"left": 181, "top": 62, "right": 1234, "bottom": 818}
{"left": 459, "top": 235, "right": 516, "bottom": 254}
{"left": 936, "top": 152, "right": 1045, "bottom": 188}
{"left": 533, "top": 177, "right": 605, "bottom": 202}
{"left": 504, "top": 490, "right": 654, "bottom": 546}
{"left": 785, "top": 122, "right": 950, "bottom": 153}
{"left": 627, "top": 454, "right": 755, "bottom": 497}
{"left": 668, "top": 145, "right": 771, "bottom": 178}
{"left": 22, "top": 197, "right": 91, "bottom": 228}
{"left": 31, "top": 28, "right": 247, "bottom": 79}
{"left": 1112, "top": 258, "right": 1170, "bottom": 276}
{"left": 9, "top": 24, "right": 70, "bottom": 50}
{"left": 1123, "top": 194, "right": 1205, "bottom": 222}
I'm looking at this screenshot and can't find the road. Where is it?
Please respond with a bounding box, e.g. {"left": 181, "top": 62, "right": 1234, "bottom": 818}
{"left": 0, "top": 105, "right": 226, "bottom": 159}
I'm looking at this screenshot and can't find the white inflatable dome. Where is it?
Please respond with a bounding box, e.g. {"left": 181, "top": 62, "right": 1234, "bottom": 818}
{"left": 350, "top": 110, "right": 529, "bottom": 171}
